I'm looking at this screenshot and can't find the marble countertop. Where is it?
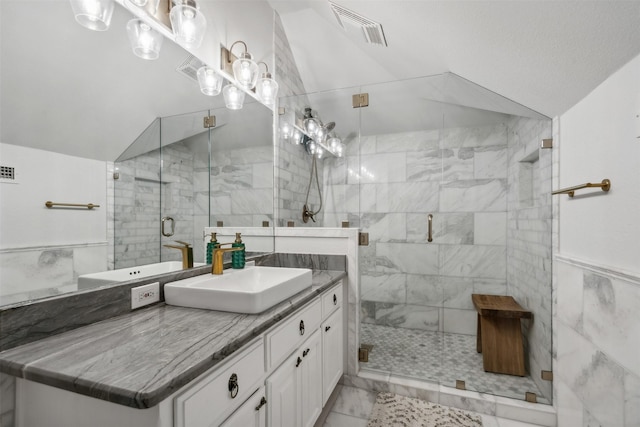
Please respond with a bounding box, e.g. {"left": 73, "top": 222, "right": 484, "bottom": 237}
{"left": 0, "top": 270, "right": 346, "bottom": 409}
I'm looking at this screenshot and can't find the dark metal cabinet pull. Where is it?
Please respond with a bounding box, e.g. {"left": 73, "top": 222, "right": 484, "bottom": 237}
{"left": 296, "top": 356, "right": 302, "bottom": 367}
{"left": 428, "top": 214, "right": 433, "bottom": 242}
{"left": 333, "top": 294, "right": 337, "bottom": 305}
{"left": 299, "top": 320, "right": 305, "bottom": 335}
{"left": 255, "top": 396, "right": 267, "bottom": 411}
{"left": 228, "top": 373, "right": 239, "bottom": 398}
{"left": 303, "top": 348, "right": 310, "bottom": 357}
{"left": 325, "top": 326, "right": 331, "bottom": 332}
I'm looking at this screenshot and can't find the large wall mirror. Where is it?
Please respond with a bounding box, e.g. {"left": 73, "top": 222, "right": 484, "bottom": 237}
{"left": 0, "top": 1, "right": 275, "bottom": 307}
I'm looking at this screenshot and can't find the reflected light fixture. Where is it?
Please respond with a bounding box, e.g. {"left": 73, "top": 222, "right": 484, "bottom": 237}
{"left": 255, "top": 62, "right": 279, "bottom": 106}
{"left": 70, "top": 0, "right": 115, "bottom": 31}
{"left": 196, "top": 66, "right": 223, "bottom": 96}
{"left": 170, "top": 0, "right": 207, "bottom": 49}
{"left": 280, "top": 122, "right": 292, "bottom": 140}
{"left": 223, "top": 84, "right": 245, "bottom": 110}
{"left": 302, "top": 107, "right": 321, "bottom": 138}
{"left": 126, "top": 19, "right": 163, "bottom": 60}
{"left": 228, "top": 41, "right": 259, "bottom": 90}
{"left": 128, "top": 0, "right": 148, "bottom": 6}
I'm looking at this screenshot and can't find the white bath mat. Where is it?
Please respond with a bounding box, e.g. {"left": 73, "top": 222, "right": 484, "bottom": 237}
{"left": 367, "top": 392, "right": 483, "bottom": 427}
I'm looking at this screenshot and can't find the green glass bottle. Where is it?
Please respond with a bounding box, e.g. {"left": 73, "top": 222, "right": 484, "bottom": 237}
{"left": 206, "top": 232, "right": 218, "bottom": 264}
{"left": 231, "top": 232, "right": 245, "bottom": 269}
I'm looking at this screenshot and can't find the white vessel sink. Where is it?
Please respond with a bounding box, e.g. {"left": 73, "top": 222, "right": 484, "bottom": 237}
{"left": 164, "top": 266, "right": 313, "bottom": 314}
{"left": 78, "top": 261, "right": 205, "bottom": 287}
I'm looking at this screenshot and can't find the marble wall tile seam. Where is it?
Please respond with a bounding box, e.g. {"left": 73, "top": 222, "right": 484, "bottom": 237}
{"left": 555, "top": 255, "right": 640, "bottom": 288}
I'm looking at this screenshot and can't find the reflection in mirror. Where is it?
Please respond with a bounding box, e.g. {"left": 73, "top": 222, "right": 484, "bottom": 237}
{"left": 0, "top": 1, "right": 275, "bottom": 307}
{"left": 112, "top": 103, "right": 274, "bottom": 273}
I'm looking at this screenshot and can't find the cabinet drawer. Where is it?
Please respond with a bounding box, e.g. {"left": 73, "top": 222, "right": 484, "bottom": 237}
{"left": 175, "top": 339, "right": 265, "bottom": 427}
{"left": 322, "top": 281, "right": 343, "bottom": 317}
{"left": 266, "top": 299, "right": 322, "bottom": 369}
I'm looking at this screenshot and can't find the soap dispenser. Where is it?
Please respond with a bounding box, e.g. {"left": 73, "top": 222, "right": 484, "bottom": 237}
{"left": 206, "top": 232, "right": 218, "bottom": 264}
{"left": 231, "top": 232, "right": 245, "bottom": 269}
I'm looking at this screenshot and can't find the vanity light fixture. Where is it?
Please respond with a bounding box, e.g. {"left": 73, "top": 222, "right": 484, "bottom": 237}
{"left": 302, "top": 107, "right": 323, "bottom": 139}
{"left": 126, "top": 19, "right": 164, "bottom": 60}
{"left": 255, "top": 62, "right": 279, "bottom": 106}
{"left": 170, "top": 0, "right": 207, "bottom": 49}
{"left": 223, "top": 84, "right": 245, "bottom": 110}
{"left": 70, "top": 0, "right": 115, "bottom": 31}
{"left": 226, "top": 41, "right": 259, "bottom": 90}
{"left": 196, "top": 66, "right": 223, "bottom": 96}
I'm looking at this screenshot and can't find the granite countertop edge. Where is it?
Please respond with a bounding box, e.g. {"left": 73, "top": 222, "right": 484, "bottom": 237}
{"left": 0, "top": 270, "right": 346, "bottom": 409}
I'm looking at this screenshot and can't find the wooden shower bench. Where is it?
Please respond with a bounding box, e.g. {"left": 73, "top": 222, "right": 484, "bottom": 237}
{"left": 472, "top": 294, "right": 532, "bottom": 376}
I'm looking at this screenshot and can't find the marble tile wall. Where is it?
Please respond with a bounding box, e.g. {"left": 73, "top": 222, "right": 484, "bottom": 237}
{"left": 114, "top": 140, "right": 273, "bottom": 267}
{"left": 555, "top": 258, "right": 640, "bottom": 427}
{"left": 0, "top": 244, "right": 107, "bottom": 306}
{"left": 334, "top": 125, "right": 509, "bottom": 336}
{"left": 273, "top": 11, "right": 323, "bottom": 228}
{"left": 505, "top": 117, "right": 553, "bottom": 402}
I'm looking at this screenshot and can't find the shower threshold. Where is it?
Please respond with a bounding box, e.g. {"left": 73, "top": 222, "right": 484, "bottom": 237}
{"left": 359, "top": 323, "right": 549, "bottom": 405}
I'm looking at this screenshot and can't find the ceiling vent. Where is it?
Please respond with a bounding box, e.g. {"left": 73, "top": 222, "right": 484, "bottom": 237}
{"left": 176, "top": 54, "right": 206, "bottom": 82}
{"left": 329, "top": 1, "right": 387, "bottom": 47}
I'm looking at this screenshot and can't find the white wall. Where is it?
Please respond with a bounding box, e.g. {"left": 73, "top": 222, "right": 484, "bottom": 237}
{"left": 558, "top": 56, "right": 640, "bottom": 274}
{"left": 0, "top": 143, "right": 107, "bottom": 301}
{"left": 0, "top": 143, "right": 107, "bottom": 248}
{"left": 555, "top": 53, "right": 640, "bottom": 426}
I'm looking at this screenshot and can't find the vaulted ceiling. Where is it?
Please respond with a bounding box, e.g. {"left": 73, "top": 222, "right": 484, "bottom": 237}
{"left": 2, "top": 1, "right": 640, "bottom": 161}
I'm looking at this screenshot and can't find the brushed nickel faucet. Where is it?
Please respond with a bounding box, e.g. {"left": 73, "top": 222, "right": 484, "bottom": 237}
{"left": 163, "top": 241, "right": 193, "bottom": 269}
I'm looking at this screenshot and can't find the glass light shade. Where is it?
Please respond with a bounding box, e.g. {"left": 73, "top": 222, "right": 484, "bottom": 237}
{"left": 280, "top": 122, "right": 292, "bottom": 140}
{"left": 232, "top": 53, "right": 259, "bottom": 90}
{"left": 256, "top": 75, "right": 279, "bottom": 106}
{"left": 303, "top": 117, "right": 320, "bottom": 137}
{"left": 316, "top": 147, "right": 324, "bottom": 159}
{"left": 128, "top": 0, "right": 148, "bottom": 6}
{"left": 223, "top": 84, "right": 245, "bottom": 110}
{"left": 292, "top": 130, "right": 302, "bottom": 145}
{"left": 70, "top": 0, "right": 114, "bottom": 31}
{"left": 327, "top": 136, "right": 339, "bottom": 150}
{"left": 126, "top": 19, "right": 163, "bottom": 60}
{"left": 196, "top": 66, "right": 223, "bottom": 96}
{"left": 308, "top": 141, "right": 317, "bottom": 155}
{"left": 170, "top": 1, "right": 206, "bottom": 49}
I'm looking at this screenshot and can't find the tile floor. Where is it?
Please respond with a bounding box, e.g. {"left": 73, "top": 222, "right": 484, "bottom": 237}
{"left": 360, "top": 324, "right": 548, "bottom": 404}
{"left": 317, "top": 385, "right": 548, "bottom": 427}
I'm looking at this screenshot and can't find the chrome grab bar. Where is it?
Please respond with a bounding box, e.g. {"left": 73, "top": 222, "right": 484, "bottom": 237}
{"left": 161, "top": 216, "right": 175, "bottom": 237}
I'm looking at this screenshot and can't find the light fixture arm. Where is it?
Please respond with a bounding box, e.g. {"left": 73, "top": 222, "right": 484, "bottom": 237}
{"left": 257, "top": 61, "right": 271, "bottom": 78}
{"left": 229, "top": 40, "right": 249, "bottom": 58}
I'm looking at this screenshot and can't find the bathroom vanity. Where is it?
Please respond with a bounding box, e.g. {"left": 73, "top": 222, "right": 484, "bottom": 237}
{"left": 0, "top": 271, "right": 345, "bottom": 427}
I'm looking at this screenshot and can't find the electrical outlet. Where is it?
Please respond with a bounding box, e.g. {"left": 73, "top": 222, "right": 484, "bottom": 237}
{"left": 131, "top": 282, "right": 160, "bottom": 309}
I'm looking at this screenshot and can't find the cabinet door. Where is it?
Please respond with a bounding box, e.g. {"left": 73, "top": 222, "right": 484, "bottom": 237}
{"left": 266, "top": 353, "right": 299, "bottom": 427}
{"left": 299, "top": 330, "right": 322, "bottom": 427}
{"left": 220, "top": 387, "right": 266, "bottom": 427}
{"left": 322, "top": 306, "right": 343, "bottom": 406}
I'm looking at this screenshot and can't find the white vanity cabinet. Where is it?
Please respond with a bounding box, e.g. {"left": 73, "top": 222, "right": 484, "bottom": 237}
{"left": 12, "top": 279, "right": 345, "bottom": 427}
{"left": 174, "top": 339, "right": 265, "bottom": 427}
{"left": 266, "top": 280, "right": 344, "bottom": 427}
{"left": 219, "top": 386, "right": 267, "bottom": 427}
{"left": 266, "top": 329, "right": 322, "bottom": 427}
{"left": 322, "top": 305, "right": 343, "bottom": 406}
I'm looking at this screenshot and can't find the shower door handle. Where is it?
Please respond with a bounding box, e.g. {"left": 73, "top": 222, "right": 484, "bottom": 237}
{"left": 427, "top": 214, "right": 433, "bottom": 242}
{"left": 162, "top": 216, "right": 175, "bottom": 237}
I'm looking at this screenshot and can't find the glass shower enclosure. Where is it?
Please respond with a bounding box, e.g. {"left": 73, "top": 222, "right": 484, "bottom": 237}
{"left": 279, "top": 72, "right": 553, "bottom": 404}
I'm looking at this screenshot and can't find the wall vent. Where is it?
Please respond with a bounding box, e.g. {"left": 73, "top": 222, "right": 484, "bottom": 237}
{"left": 329, "top": 1, "right": 388, "bottom": 47}
{"left": 176, "top": 54, "right": 206, "bottom": 82}
{"left": 0, "top": 165, "right": 16, "bottom": 182}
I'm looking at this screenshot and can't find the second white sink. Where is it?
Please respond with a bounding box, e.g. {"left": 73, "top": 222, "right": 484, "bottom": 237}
{"left": 164, "top": 266, "right": 312, "bottom": 314}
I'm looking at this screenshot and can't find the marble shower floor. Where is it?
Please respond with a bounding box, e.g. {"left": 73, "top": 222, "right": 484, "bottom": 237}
{"left": 360, "top": 323, "right": 549, "bottom": 405}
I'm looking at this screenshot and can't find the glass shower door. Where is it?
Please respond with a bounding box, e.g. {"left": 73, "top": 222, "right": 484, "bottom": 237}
{"left": 160, "top": 109, "right": 211, "bottom": 266}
